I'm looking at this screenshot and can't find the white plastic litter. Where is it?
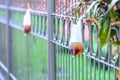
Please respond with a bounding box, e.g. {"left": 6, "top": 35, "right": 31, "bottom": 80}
{"left": 23, "top": 9, "right": 31, "bottom": 26}
{"left": 69, "top": 17, "right": 83, "bottom": 47}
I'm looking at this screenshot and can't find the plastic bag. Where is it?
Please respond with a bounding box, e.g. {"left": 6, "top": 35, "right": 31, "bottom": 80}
{"left": 23, "top": 3, "right": 31, "bottom": 36}
{"left": 69, "top": 17, "right": 83, "bottom": 57}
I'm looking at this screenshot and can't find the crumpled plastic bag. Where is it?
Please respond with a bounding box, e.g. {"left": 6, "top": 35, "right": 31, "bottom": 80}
{"left": 23, "top": 3, "right": 31, "bottom": 36}
{"left": 69, "top": 17, "right": 83, "bottom": 57}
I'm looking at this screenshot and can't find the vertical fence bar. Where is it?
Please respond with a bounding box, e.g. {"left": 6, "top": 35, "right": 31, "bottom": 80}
{"left": 6, "top": 0, "right": 13, "bottom": 79}
{"left": 47, "top": 0, "right": 56, "bottom": 80}
{"left": 103, "top": 64, "right": 105, "bottom": 80}
{"left": 118, "top": 26, "right": 120, "bottom": 80}
{"left": 118, "top": 28, "right": 120, "bottom": 68}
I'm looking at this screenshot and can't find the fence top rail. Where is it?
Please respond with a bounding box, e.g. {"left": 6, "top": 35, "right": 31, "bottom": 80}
{"left": 52, "top": 13, "right": 76, "bottom": 19}
{"left": 0, "top": 4, "right": 47, "bottom": 15}
{"left": 9, "top": 6, "right": 48, "bottom": 14}
{"left": 0, "top": 5, "right": 6, "bottom": 9}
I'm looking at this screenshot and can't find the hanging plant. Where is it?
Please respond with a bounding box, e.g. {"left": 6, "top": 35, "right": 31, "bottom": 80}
{"left": 84, "top": 0, "right": 120, "bottom": 48}
{"left": 83, "top": 0, "right": 120, "bottom": 79}
{"left": 68, "top": 0, "right": 120, "bottom": 58}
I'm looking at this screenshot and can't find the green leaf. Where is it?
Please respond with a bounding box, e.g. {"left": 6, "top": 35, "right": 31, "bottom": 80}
{"left": 104, "top": 0, "right": 112, "bottom": 4}
{"left": 108, "top": 0, "right": 119, "bottom": 11}
{"left": 110, "top": 29, "right": 117, "bottom": 38}
{"left": 73, "top": 2, "right": 86, "bottom": 10}
{"left": 86, "top": 1, "right": 98, "bottom": 16}
{"left": 73, "top": 2, "right": 86, "bottom": 20}
{"left": 98, "top": 14, "right": 111, "bottom": 48}
{"left": 109, "top": 41, "right": 120, "bottom": 46}
{"left": 109, "top": 8, "right": 117, "bottom": 21}
{"left": 115, "top": 9, "right": 120, "bottom": 21}
{"left": 93, "top": 3, "right": 99, "bottom": 18}
{"left": 83, "top": 0, "right": 90, "bottom": 2}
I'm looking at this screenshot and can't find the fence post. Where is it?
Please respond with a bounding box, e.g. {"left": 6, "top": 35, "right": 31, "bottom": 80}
{"left": 47, "top": 0, "right": 56, "bottom": 80}
{"left": 6, "top": 0, "right": 12, "bottom": 79}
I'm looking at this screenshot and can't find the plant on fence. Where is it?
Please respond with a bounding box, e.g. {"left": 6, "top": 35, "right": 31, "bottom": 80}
{"left": 23, "top": 2, "right": 31, "bottom": 36}
{"left": 85, "top": 0, "right": 120, "bottom": 79}
{"left": 71, "top": 0, "right": 120, "bottom": 79}
{"left": 72, "top": 0, "right": 120, "bottom": 48}
{"left": 85, "top": 0, "right": 120, "bottom": 48}
{"left": 85, "top": 0, "right": 120, "bottom": 68}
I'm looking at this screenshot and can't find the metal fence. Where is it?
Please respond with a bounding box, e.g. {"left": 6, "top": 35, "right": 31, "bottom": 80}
{"left": 0, "top": 0, "right": 120, "bottom": 80}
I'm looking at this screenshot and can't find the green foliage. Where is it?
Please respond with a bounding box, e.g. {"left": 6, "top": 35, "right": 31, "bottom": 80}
{"left": 82, "top": 0, "right": 120, "bottom": 48}
{"left": 98, "top": 13, "right": 111, "bottom": 48}
{"left": 109, "top": 41, "right": 120, "bottom": 46}
{"left": 104, "top": 0, "right": 112, "bottom": 4}
{"left": 73, "top": 2, "right": 87, "bottom": 20}
{"left": 83, "top": 0, "right": 90, "bottom": 2}
{"left": 109, "top": 8, "right": 117, "bottom": 21}
{"left": 110, "top": 28, "right": 117, "bottom": 37}
{"left": 86, "top": 1, "right": 98, "bottom": 17}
